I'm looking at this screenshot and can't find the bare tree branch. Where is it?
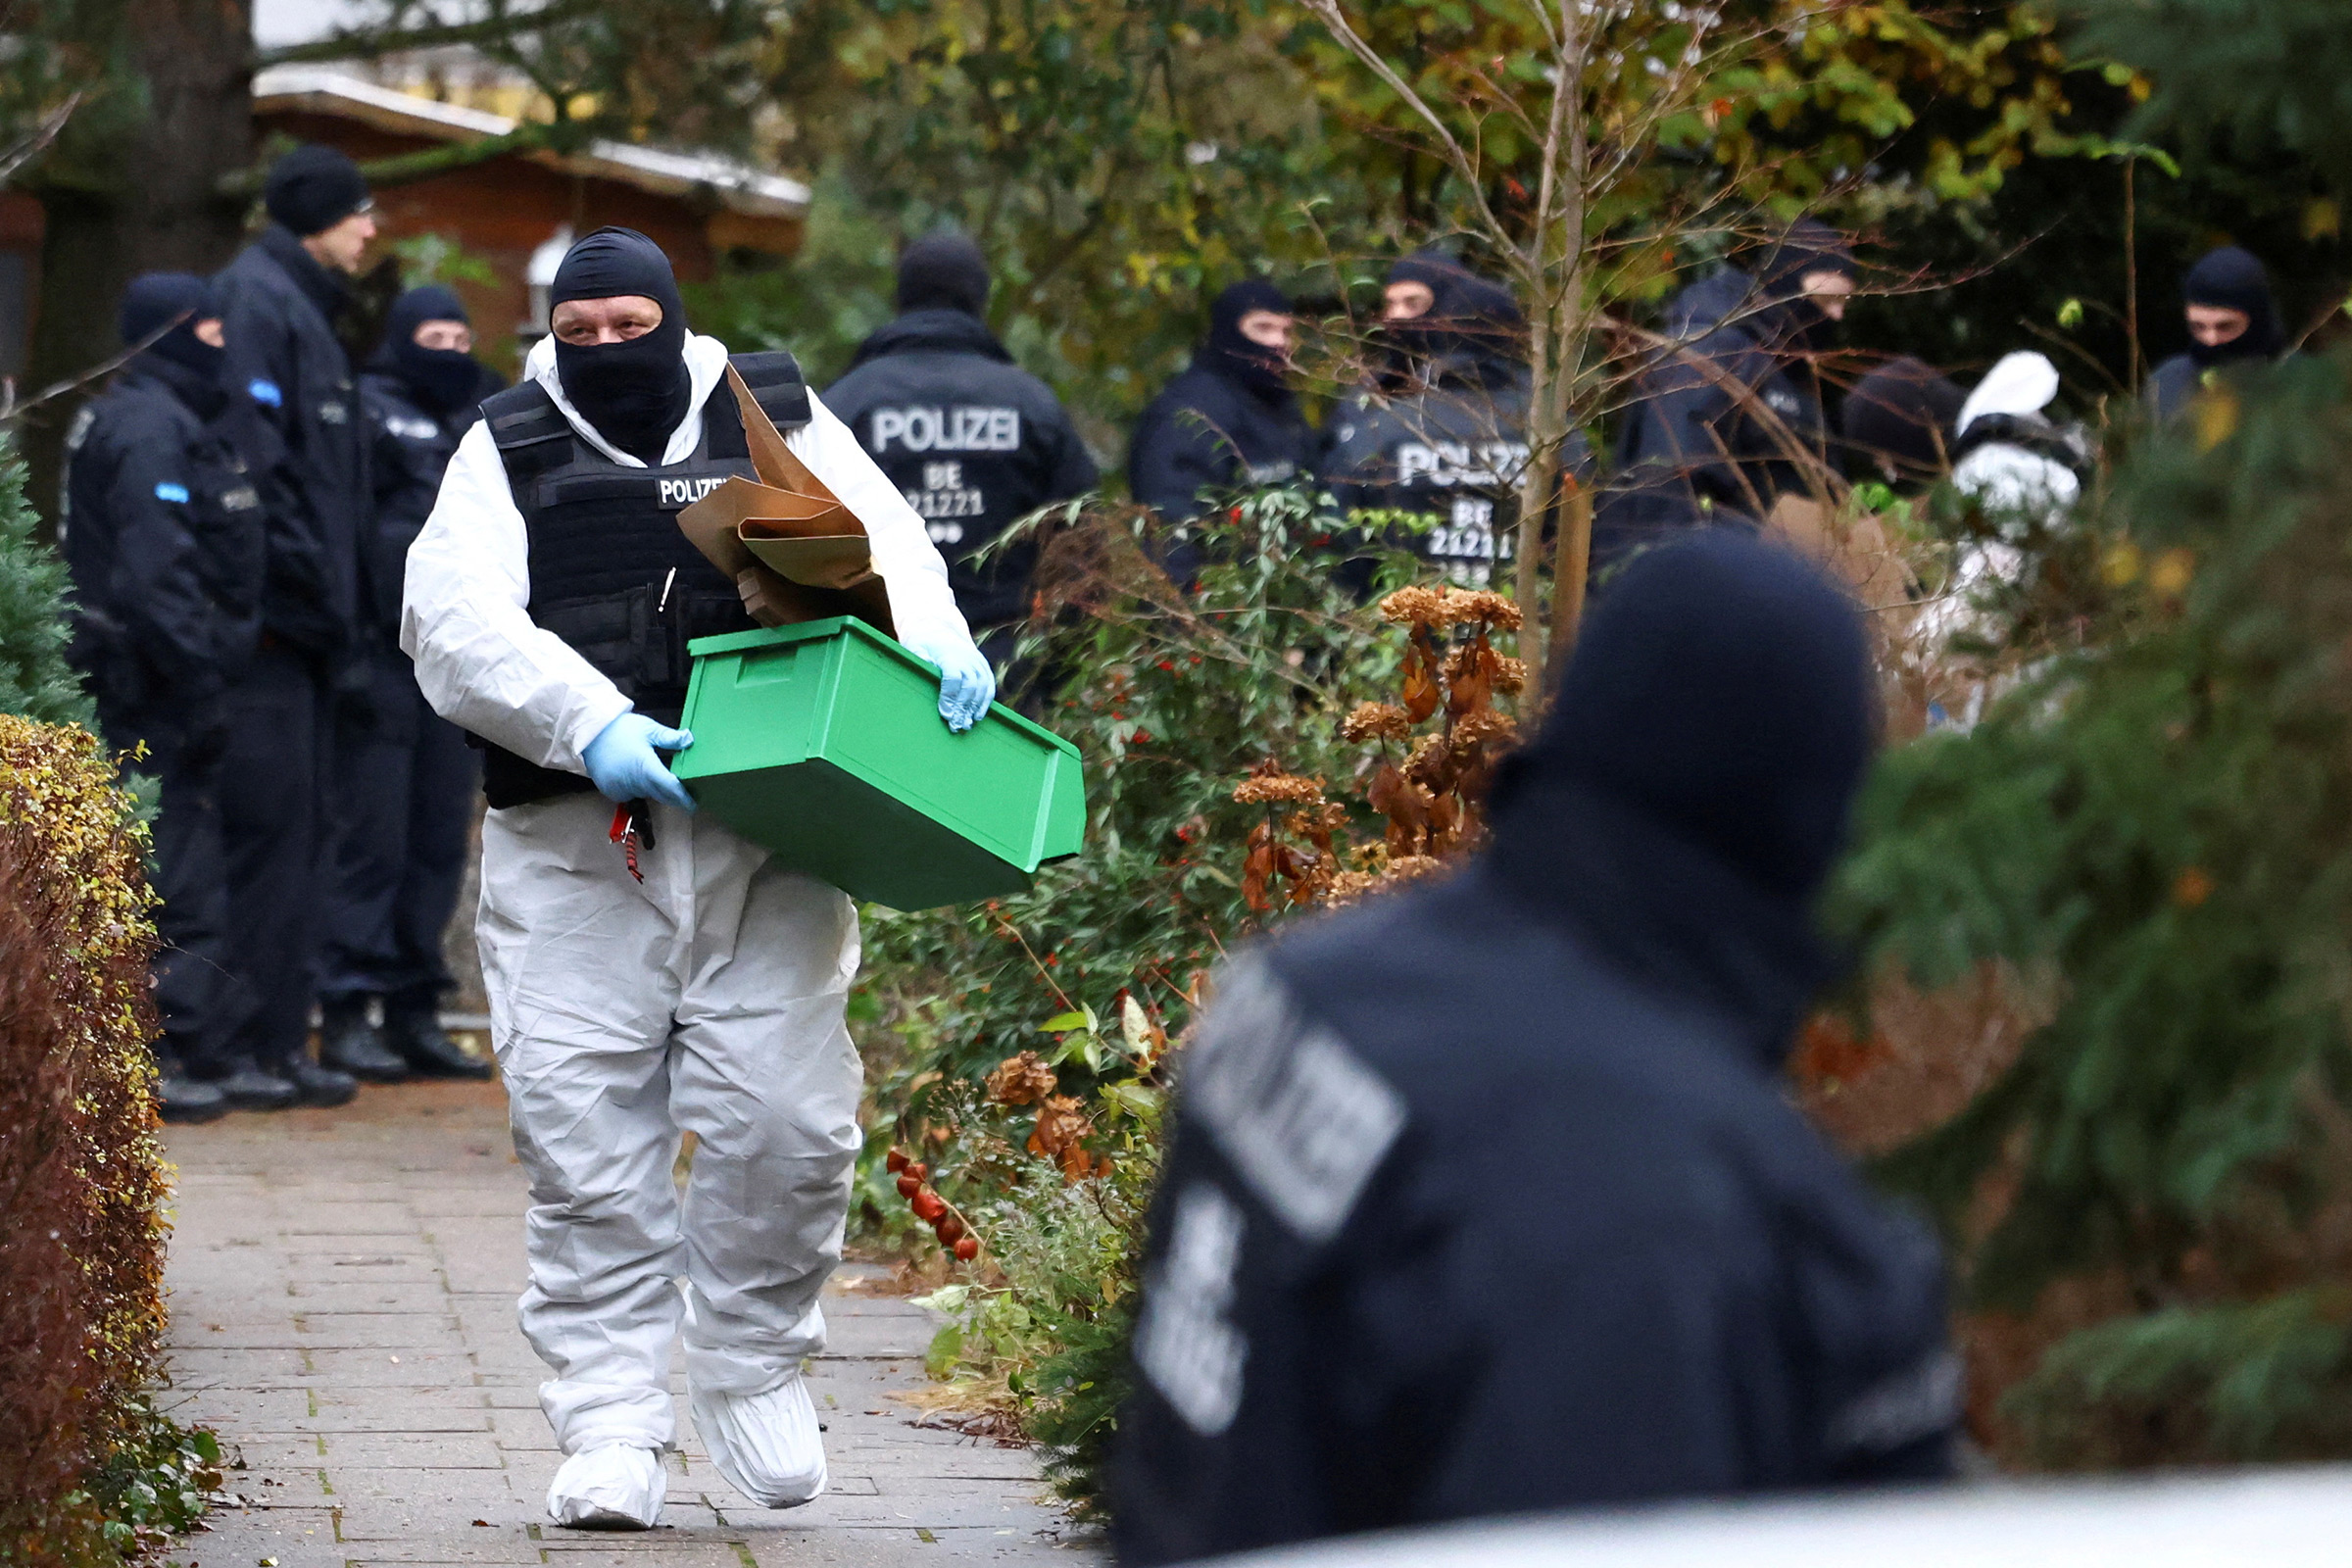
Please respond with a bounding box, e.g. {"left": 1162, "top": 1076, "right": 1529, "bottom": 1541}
{"left": 256, "top": 0, "right": 603, "bottom": 67}
{"left": 0, "top": 94, "right": 83, "bottom": 188}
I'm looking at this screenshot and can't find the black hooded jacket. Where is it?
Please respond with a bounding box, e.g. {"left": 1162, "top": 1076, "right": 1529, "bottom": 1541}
{"left": 1595, "top": 222, "right": 1854, "bottom": 570}
{"left": 822, "top": 309, "right": 1097, "bottom": 628}
{"left": 213, "top": 223, "right": 373, "bottom": 662}
{"left": 361, "top": 359, "right": 503, "bottom": 638}
{"left": 1130, "top": 282, "right": 1318, "bottom": 520}
{"left": 1321, "top": 259, "right": 1573, "bottom": 589}
{"left": 61, "top": 353, "right": 267, "bottom": 746}
{"left": 1112, "top": 533, "right": 1956, "bottom": 1566}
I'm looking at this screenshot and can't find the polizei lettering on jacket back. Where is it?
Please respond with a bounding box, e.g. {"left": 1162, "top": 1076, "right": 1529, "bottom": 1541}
{"left": 657, "top": 475, "right": 729, "bottom": 509}
{"left": 868, "top": 405, "right": 1022, "bottom": 456}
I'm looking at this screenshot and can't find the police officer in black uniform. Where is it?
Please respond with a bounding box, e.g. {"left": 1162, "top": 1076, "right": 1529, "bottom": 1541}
{"left": 210, "top": 143, "right": 381, "bottom": 1107}
{"left": 316, "top": 284, "right": 502, "bottom": 1083}
{"left": 1113, "top": 533, "right": 1957, "bottom": 1564}
{"left": 1594, "top": 220, "right": 1856, "bottom": 570}
{"left": 60, "top": 274, "right": 269, "bottom": 1119}
{"left": 822, "top": 232, "right": 1096, "bottom": 661}
{"left": 1129, "top": 280, "right": 1317, "bottom": 519}
{"left": 1322, "top": 253, "right": 1564, "bottom": 591}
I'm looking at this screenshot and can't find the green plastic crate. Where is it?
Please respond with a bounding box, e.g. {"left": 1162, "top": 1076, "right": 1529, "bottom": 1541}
{"left": 673, "top": 617, "right": 1085, "bottom": 909}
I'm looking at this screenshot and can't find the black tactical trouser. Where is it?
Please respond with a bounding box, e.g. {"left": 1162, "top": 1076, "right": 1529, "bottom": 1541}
{"left": 317, "top": 651, "right": 476, "bottom": 1007}
{"left": 219, "top": 641, "right": 332, "bottom": 1072}
{"left": 112, "top": 712, "right": 249, "bottom": 1078}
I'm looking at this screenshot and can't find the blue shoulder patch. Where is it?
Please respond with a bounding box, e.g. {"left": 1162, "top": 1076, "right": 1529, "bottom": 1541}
{"left": 154, "top": 481, "right": 191, "bottom": 504}
{"left": 248, "top": 378, "right": 283, "bottom": 409}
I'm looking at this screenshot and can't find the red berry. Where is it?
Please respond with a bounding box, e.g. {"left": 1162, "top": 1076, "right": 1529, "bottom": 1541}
{"left": 935, "top": 1214, "right": 965, "bottom": 1245}
{"left": 906, "top": 1161, "right": 928, "bottom": 1183}
{"left": 885, "top": 1149, "right": 908, "bottom": 1173}
{"left": 910, "top": 1190, "right": 947, "bottom": 1224}
{"left": 897, "top": 1173, "right": 922, "bottom": 1200}
{"left": 953, "top": 1237, "right": 979, "bottom": 1262}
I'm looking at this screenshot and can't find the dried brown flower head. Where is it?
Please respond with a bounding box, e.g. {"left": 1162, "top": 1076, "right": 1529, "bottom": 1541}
{"left": 1452, "top": 710, "right": 1518, "bottom": 749}
{"left": 1341, "top": 702, "right": 1414, "bottom": 744}
{"left": 1386, "top": 854, "right": 1447, "bottom": 882}
{"left": 1234, "top": 769, "right": 1326, "bottom": 806}
{"left": 1492, "top": 656, "right": 1527, "bottom": 695}
{"left": 1450, "top": 590, "right": 1523, "bottom": 630}
{"left": 1379, "top": 586, "right": 1456, "bottom": 627}
{"left": 984, "top": 1051, "right": 1058, "bottom": 1107}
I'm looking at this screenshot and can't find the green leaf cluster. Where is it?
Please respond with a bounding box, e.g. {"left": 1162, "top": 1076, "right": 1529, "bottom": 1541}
{"left": 0, "top": 443, "right": 92, "bottom": 727}
{"left": 1837, "top": 351, "right": 2352, "bottom": 1456}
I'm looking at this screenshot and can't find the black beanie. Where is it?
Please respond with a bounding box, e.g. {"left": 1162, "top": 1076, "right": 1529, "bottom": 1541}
{"left": 118, "top": 271, "right": 225, "bottom": 378}
{"left": 2181, "top": 245, "right": 2287, "bottom": 367}
{"left": 897, "top": 232, "right": 991, "bottom": 318}
{"left": 1842, "top": 357, "right": 1966, "bottom": 479}
{"left": 264, "top": 144, "right": 373, "bottom": 237}
{"left": 386, "top": 282, "right": 468, "bottom": 341}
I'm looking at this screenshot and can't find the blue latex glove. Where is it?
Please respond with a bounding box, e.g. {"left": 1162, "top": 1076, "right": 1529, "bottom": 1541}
{"left": 582, "top": 712, "right": 696, "bottom": 811}
{"left": 903, "top": 632, "right": 997, "bottom": 733}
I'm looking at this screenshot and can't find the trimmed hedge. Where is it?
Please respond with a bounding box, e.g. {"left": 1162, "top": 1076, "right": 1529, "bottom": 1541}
{"left": 0, "top": 714, "right": 188, "bottom": 1563}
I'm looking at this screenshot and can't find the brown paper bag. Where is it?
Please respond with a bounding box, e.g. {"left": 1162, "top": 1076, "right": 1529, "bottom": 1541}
{"left": 676, "top": 366, "right": 895, "bottom": 634}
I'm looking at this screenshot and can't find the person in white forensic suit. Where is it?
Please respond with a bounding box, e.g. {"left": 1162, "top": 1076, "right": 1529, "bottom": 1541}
{"left": 401, "top": 228, "right": 995, "bottom": 1529}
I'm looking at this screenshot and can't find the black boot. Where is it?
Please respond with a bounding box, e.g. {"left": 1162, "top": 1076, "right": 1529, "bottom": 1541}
{"left": 319, "top": 994, "right": 410, "bottom": 1083}
{"left": 205, "top": 1055, "right": 301, "bottom": 1112}
{"left": 279, "top": 1055, "right": 360, "bottom": 1108}
{"left": 384, "top": 997, "right": 493, "bottom": 1080}
{"left": 156, "top": 1052, "right": 229, "bottom": 1125}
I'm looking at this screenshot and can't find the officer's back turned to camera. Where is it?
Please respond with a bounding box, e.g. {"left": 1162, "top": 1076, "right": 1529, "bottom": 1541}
{"left": 60, "top": 274, "right": 269, "bottom": 1123}
{"left": 822, "top": 233, "right": 1097, "bottom": 662}
{"left": 1114, "top": 532, "right": 1957, "bottom": 1563}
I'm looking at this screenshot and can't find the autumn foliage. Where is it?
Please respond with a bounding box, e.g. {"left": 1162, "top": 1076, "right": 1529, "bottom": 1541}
{"left": 0, "top": 716, "right": 185, "bottom": 1562}
{"left": 1238, "top": 583, "right": 1524, "bottom": 910}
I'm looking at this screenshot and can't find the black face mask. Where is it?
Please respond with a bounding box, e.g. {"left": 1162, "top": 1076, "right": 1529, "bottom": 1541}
{"left": 549, "top": 227, "right": 692, "bottom": 464}
{"left": 396, "top": 341, "right": 484, "bottom": 414}
{"left": 1201, "top": 279, "right": 1293, "bottom": 398}
{"left": 2181, "top": 246, "right": 2288, "bottom": 371}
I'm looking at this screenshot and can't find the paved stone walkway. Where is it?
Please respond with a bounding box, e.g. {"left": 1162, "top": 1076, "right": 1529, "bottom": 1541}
{"left": 162, "top": 1080, "right": 1099, "bottom": 1568}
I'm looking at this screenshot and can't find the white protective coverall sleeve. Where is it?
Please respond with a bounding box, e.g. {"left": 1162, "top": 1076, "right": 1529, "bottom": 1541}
{"left": 401, "top": 332, "right": 977, "bottom": 774}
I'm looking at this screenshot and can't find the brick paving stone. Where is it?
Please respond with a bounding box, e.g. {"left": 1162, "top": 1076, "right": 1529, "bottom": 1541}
{"left": 163, "top": 1081, "right": 1101, "bottom": 1567}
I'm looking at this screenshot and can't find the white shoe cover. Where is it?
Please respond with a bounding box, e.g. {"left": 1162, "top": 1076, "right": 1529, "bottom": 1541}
{"left": 547, "top": 1443, "right": 666, "bottom": 1530}
{"left": 692, "top": 1376, "right": 827, "bottom": 1507}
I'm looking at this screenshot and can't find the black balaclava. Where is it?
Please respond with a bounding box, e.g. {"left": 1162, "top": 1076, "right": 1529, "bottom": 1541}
{"left": 2181, "top": 245, "right": 2287, "bottom": 369}
{"left": 897, "top": 231, "right": 992, "bottom": 318}
{"left": 1751, "top": 218, "right": 1856, "bottom": 354}
{"left": 119, "top": 271, "right": 226, "bottom": 385}
{"left": 1841, "top": 357, "right": 1966, "bottom": 481}
{"left": 550, "top": 226, "right": 691, "bottom": 465}
{"left": 375, "top": 283, "right": 482, "bottom": 414}
{"left": 1485, "top": 531, "right": 1874, "bottom": 1065}
{"left": 264, "top": 144, "right": 372, "bottom": 238}
{"left": 1382, "top": 250, "right": 1524, "bottom": 383}
{"left": 1200, "top": 279, "right": 1292, "bottom": 398}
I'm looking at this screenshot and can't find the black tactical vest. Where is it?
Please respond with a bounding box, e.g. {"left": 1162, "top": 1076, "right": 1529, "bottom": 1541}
{"left": 474, "top": 351, "right": 811, "bottom": 808}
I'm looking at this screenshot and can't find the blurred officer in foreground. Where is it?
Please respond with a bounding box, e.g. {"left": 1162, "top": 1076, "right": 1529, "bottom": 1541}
{"left": 1596, "top": 220, "right": 1855, "bottom": 570}
{"left": 1322, "top": 253, "right": 1541, "bottom": 590}
{"left": 1129, "top": 280, "right": 1316, "bottom": 519}
{"left": 316, "top": 285, "right": 502, "bottom": 1083}
{"left": 60, "top": 274, "right": 268, "bottom": 1121}
{"left": 823, "top": 232, "right": 1096, "bottom": 661}
{"left": 1114, "top": 532, "right": 1956, "bottom": 1564}
{"left": 210, "top": 142, "right": 383, "bottom": 1108}
{"left": 2145, "top": 245, "right": 2290, "bottom": 421}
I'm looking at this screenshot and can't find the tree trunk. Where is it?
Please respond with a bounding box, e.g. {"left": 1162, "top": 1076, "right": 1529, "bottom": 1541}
{"left": 21, "top": 0, "right": 253, "bottom": 528}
